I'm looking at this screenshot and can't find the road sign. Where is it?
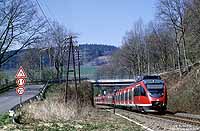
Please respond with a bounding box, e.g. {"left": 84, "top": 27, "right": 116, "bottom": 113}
{"left": 16, "top": 66, "right": 27, "bottom": 78}
{"left": 16, "top": 87, "right": 25, "bottom": 96}
{"left": 16, "top": 78, "right": 26, "bottom": 87}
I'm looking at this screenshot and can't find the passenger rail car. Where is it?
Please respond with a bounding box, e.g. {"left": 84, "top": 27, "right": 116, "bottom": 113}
{"left": 94, "top": 76, "right": 167, "bottom": 112}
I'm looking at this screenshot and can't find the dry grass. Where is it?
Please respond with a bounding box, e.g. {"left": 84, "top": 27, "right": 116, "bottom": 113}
{"left": 19, "top": 100, "right": 93, "bottom": 123}
{"left": 18, "top": 82, "right": 94, "bottom": 123}
{"left": 4, "top": 107, "right": 142, "bottom": 131}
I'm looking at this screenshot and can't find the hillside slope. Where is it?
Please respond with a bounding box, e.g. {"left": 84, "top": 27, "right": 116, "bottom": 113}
{"left": 161, "top": 63, "right": 200, "bottom": 114}
{"left": 1, "top": 44, "right": 118, "bottom": 70}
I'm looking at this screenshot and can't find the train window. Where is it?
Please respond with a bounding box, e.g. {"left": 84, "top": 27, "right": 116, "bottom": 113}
{"left": 134, "top": 88, "right": 136, "bottom": 96}
{"left": 134, "top": 87, "right": 138, "bottom": 96}
{"left": 140, "top": 87, "right": 146, "bottom": 96}
{"left": 129, "top": 91, "right": 132, "bottom": 100}
{"left": 125, "top": 92, "right": 128, "bottom": 100}
{"left": 134, "top": 86, "right": 146, "bottom": 96}
{"left": 121, "top": 93, "right": 123, "bottom": 101}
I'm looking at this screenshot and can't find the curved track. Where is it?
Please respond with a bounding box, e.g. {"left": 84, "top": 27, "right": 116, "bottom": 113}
{"left": 153, "top": 114, "right": 200, "bottom": 126}
{"left": 97, "top": 105, "right": 200, "bottom": 130}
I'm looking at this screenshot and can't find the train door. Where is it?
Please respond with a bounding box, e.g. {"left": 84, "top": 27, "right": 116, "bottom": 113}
{"left": 115, "top": 93, "right": 118, "bottom": 105}
{"left": 123, "top": 91, "right": 125, "bottom": 105}
{"left": 128, "top": 89, "right": 132, "bottom": 105}
{"left": 139, "top": 86, "right": 149, "bottom": 104}
{"left": 138, "top": 86, "right": 146, "bottom": 104}
{"left": 125, "top": 90, "right": 128, "bottom": 105}
{"left": 119, "top": 91, "right": 122, "bottom": 105}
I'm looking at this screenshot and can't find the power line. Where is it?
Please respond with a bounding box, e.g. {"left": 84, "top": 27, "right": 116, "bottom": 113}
{"left": 42, "top": 0, "right": 59, "bottom": 22}
{"left": 35, "top": 0, "right": 55, "bottom": 32}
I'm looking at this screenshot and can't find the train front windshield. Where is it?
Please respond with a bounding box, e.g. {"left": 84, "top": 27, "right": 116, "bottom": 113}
{"left": 146, "top": 83, "right": 164, "bottom": 98}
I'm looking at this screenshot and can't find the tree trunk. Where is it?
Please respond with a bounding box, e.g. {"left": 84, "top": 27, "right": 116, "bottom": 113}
{"left": 182, "top": 35, "right": 188, "bottom": 68}
{"left": 176, "top": 42, "right": 182, "bottom": 77}
{"left": 55, "top": 61, "right": 60, "bottom": 80}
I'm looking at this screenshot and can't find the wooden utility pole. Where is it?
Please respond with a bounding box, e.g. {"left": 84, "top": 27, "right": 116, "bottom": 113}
{"left": 65, "top": 36, "right": 81, "bottom": 103}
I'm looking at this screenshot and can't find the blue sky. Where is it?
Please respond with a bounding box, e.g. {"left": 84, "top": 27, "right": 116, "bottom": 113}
{"left": 39, "top": 0, "right": 156, "bottom": 47}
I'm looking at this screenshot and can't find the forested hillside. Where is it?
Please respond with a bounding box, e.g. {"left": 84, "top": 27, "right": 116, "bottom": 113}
{"left": 1, "top": 44, "right": 117, "bottom": 70}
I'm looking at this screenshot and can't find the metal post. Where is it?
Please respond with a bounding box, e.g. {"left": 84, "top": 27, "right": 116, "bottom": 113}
{"left": 20, "top": 96, "right": 22, "bottom": 107}
{"left": 40, "top": 54, "right": 42, "bottom": 81}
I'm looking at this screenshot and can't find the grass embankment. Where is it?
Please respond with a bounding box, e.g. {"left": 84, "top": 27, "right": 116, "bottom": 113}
{"left": 0, "top": 82, "right": 142, "bottom": 130}
{"left": 0, "top": 109, "right": 142, "bottom": 130}
{"left": 0, "top": 113, "right": 11, "bottom": 126}
{"left": 161, "top": 63, "right": 200, "bottom": 114}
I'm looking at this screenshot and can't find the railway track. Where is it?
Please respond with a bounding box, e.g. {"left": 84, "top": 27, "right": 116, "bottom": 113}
{"left": 119, "top": 107, "right": 200, "bottom": 126}
{"left": 121, "top": 109, "right": 200, "bottom": 126}
{"left": 98, "top": 105, "right": 200, "bottom": 130}
{"left": 154, "top": 114, "right": 200, "bottom": 126}
{"left": 117, "top": 109, "right": 200, "bottom": 130}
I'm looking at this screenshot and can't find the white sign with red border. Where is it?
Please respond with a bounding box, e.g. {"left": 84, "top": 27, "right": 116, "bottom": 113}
{"left": 16, "top": 87, "right": 25, "bottom": 96}
{"left": 16, "top": 66, "right": 27, "bottom": 78}
{"left": 15, "top": 66, "right": 27, "bottom": 96}
{"left": 16, "top": 78, "right": 26, "bottom": 87}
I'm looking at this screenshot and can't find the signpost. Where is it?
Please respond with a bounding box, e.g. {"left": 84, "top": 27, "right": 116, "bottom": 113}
{"left": 15, "top": 66, "right": 27, "bottom": 78}
{"left": 15, "top": 66, "right": 27, "bottom": 106}
{"left": 16, "top": 87, "right": 25, "bottom": 96}
{"left": 16, "top": 78, "right": 26, "bottom": 87}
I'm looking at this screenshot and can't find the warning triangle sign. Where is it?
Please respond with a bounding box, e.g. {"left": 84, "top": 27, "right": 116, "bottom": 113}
{"left": 16, "top": 66, "right": 27, "bottom": 78}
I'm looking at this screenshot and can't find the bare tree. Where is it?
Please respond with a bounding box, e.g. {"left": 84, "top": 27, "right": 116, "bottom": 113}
{"left": 109, "top": 20, "right": 176, "bottom": 78}
{"left": 44, "top": 22, "right": 69, "bottom": 81}
{"left": 184, "top": 0, "right": 200, "bottom": 63}
{"left": 157, "top": 0, "right": 188, "bottom": 77}
{"left": 0, "top": 0, "right": 46, "bottom": 67}
{"left": 108, "top": 19, "right": 147, "bottom": 78}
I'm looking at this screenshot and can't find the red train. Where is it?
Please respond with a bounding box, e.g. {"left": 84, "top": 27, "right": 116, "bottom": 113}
{"left": 94, "top": 76, "right": 167, "bottom": 112}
